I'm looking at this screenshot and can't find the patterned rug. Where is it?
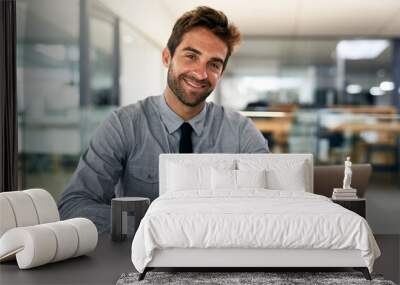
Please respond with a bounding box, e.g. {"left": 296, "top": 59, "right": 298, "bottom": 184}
{"left": 116, "top": 271, "right": 396, "bottom": 285}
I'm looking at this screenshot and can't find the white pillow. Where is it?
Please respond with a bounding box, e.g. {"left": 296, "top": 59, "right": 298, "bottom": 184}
{"left": 167, "top": 162, "right": 211, "bottom": 191}
{"left": 211, "top": 168, "right": 236, "bottom": 190}
{"left": 211, "top": 169, "right": 268, "bottom": 190}
{"left": 237, "top": 169, "right": 267, "bottom": 189}
{"left": 238, "top": 158, "right": 308, "bottom": 191}
{"left": 166, "top": 159, "right": 236, "bottom": 192}
{"left": 266, "top": 166, "right": 306, "bottom": 191}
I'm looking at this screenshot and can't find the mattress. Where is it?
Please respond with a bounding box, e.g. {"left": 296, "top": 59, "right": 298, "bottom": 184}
{"left": 131, "top": 190, "right": 380, "bottom": 273}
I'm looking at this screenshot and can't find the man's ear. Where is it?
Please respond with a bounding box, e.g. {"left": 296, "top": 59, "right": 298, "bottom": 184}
{"left": 162, "top": 48, "right": 171, "bottom": 67}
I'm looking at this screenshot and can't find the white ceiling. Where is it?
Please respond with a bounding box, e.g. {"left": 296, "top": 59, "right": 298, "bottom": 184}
{"left": 161, "top": 0, "right": 400, "bottom": 37}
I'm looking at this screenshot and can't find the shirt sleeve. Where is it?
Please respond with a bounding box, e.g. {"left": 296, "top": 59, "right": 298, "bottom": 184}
{"left": 58, "top": 110, "right": 129, "bottom": 234}
{"left": 239, "top": 117, "right": 270, "bottom": 153}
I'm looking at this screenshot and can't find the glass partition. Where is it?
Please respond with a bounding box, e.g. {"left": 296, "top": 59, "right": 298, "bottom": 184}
{"left": 224, "top": 38, "right": 399, "bottom": 172}
{"left": 17, "top": 0, "right": 118, "bottom": 199}
{"left": 244, "top": 109, "right": 400, "bottom": 171}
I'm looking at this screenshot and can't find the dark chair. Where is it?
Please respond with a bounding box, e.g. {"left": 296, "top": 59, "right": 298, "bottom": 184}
{"left": 314, "top": 164, "right": 372, "bottom": 198}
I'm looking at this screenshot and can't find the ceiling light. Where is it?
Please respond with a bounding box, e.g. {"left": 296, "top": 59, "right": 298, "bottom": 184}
{"left": 336, "top": 40, "right": 389, "bottom": 60}
{"left": 379, "top": 81, "right": 394, "bottom": 91}
{"left": 346, "top": 84, "right": 362, "bottom": 94}
{"left": 369, "top": 86, "right": 384, "bottom": 96}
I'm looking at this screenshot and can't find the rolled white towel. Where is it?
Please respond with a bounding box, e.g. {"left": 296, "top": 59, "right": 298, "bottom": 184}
{"left": 0, "top": 218, "right": 98, "bottom": 269}
{"left": 0, "top": 191, "right": 39, "bottom": 228}
{"left": 42, "top": 221, "right": 79, "bottom": 262}
{"left": 65, "top": 218, "right": 98, "bottom": 257}
{"left": 24, "top": 189, "right": 60, "bottom": 224}
{"left": 0, "top": 189, "right": 60, "bottom": 238}
{"left": 0, "top": 225, "right": 57, "bottom": 268}
{"left": 0, "top": 196, "right": 17, "bottom": 237}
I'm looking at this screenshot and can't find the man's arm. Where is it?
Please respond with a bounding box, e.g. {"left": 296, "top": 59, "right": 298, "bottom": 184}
{"left": 58, "top": 110, "right": 129, "bottom": 234}
{"left": 239, "top": 117, "right": 270, "bottom": 153}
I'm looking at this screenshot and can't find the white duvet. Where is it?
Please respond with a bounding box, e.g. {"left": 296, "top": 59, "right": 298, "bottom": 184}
{"left": 131, "top": 190, "right": 380, "bottom": 273}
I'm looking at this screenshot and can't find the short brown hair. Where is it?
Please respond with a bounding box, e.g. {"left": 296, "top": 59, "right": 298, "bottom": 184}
{"left": 167, "top": 6, "right": 241, "bottom": 71}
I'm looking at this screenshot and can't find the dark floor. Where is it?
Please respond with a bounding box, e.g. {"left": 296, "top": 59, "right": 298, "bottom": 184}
{"left": 374, "top": 235, "right": 400, "bottom": 284}
{"left": 0, "top": 235, "right": 398, "bottom": 285}
{"left": 366, "top": 172, "right": 400, "bottom": 235}
{"left": 366, "top": 172, "right": 400, "bottom": 284}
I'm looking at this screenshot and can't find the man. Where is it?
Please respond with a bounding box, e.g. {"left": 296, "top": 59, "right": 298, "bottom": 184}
{"left": 58, "top": 6, "right": 269, "bottom": 234}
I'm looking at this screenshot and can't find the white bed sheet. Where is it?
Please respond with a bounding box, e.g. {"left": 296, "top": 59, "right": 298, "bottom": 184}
{"left": 131, "top": 190, "right": 380, "bottom": 273}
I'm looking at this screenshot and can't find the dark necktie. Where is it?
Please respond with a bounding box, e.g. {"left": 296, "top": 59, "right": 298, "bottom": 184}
{"left": 179, "top": 122, "right": 193, "bottom": 153}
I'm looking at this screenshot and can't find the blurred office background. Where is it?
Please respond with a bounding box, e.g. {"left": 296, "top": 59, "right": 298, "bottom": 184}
{"left": 16, "top": 0, "right": 400, "bottom": 233}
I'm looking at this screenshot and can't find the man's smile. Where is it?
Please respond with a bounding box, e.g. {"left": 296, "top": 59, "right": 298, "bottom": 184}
{"left": 182, "top": 76, "right": 209, "bottom": 90}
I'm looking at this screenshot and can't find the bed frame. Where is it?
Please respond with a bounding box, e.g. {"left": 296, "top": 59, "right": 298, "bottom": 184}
{"left": 138, "top": 154, "right": 372, "bottom": 281}
{"left": 140, "top": 248, "right": 370, "bottom": 280}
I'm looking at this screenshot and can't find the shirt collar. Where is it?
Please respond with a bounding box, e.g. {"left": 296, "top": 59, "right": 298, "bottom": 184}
{"left": 158, "top": 95, "right": 207, "bottom": 136}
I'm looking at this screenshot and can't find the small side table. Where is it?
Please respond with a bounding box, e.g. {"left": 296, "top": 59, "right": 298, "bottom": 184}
{"left": 111, "top": 197, "right": 150, "bottom": 242}
{"left": 331, "top": 198, "right": 366, "bottom": 218}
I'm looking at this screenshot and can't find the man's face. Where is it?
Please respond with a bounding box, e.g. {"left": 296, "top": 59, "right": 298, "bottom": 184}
{"left": 163, "top": 27, "right": 228, "bottom": 107}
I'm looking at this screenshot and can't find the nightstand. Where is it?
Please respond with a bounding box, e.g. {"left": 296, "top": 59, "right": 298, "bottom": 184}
{"left": 331, "top": 198, "right": 366, "bottom": 218}
{"left": 111, "top": 197, "right": 150, "bottom": 241}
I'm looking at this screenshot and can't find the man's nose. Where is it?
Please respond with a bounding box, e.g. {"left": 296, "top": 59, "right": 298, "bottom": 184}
{"left": 192, "top": 63, "right": 208, "bottom": 80}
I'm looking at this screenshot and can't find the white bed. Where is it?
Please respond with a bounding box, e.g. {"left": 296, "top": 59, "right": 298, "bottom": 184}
{"left": 131, "top": 154, "right": 380, "bottom": 280}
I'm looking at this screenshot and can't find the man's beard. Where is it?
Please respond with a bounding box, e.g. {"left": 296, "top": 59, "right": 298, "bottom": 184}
{"left": 167, "top": 65, "right": 213, "bottom": 107}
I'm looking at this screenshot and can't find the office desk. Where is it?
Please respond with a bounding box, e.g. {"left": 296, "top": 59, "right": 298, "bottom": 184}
{"left": 0, "top": 235, "right": 133, "bottom": 285}
{"left": 252, "top": 117, "right": 292, "bottom": 150}
{"left": 1, "top": 235, "right": 398, "bottom": 284}
{"left": 329, "top": 122, "right": 400, "bottom": 134}
{"left": 252, "top": 118, "right": 291, "bottom": 135}
{"left": 327, "top": 122, "right": 400, "bottom": 169}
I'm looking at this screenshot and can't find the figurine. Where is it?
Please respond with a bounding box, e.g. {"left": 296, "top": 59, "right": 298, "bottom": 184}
{"left": 343, "top": 156, "right": 352, "bottom": 189}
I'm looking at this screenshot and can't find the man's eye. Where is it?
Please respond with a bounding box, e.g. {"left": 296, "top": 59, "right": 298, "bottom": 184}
{"left": 210, "top": 62, "right": 222, "bottom": 71}
{"left": 186, "top": 54, "right": 196, "bottom": 60}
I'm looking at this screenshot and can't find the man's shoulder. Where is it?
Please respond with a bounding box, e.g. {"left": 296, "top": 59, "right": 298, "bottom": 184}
{"left": 207, "top": 101, "right": 248, "bottom": 124}
{"left": 113, "top": 95, "right": 161, "bottom": 120}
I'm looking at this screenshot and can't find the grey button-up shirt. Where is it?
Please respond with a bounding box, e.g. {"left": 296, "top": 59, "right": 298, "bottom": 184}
{"left": 58, "top": 95, "right": 269, "bottom": 233}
